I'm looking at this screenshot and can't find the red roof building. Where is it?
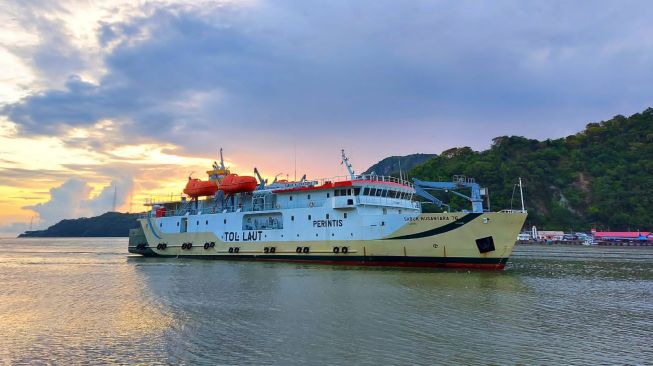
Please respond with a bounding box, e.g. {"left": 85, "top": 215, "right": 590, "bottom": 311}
{"left": 591, "top": 229, "right": 652, "bottom": 241}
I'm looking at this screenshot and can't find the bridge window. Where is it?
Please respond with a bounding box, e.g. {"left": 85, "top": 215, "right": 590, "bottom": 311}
{"left": 375, "top": 189, "right": 383, "bottom": 197}
{"left": 369, "top": 188, "right": 376, "bottom": 196}
{"left": 363, "top": 188, "right": 370, "bottom": 195}
{"left": 354, "top": 188, "right": 361, "bottom": 195}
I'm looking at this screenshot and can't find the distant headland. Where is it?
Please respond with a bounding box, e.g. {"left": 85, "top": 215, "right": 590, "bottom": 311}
{"left": 18, "top": 212, "right": 139, "bottom": 238}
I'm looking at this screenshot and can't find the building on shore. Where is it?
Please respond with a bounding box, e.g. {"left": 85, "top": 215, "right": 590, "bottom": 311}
{"left": 538, "top": 231, "right": 564, "bottom": 241}
{"left": 591, "top": 229, "right": 652, "bottom": 242}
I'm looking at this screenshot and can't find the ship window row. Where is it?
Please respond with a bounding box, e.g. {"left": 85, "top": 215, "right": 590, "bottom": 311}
{"left": 334, "top": 188, "right": 360, "bottom": 196}
{"left": 362, "top": 187, "right": 412, "bottom": 199}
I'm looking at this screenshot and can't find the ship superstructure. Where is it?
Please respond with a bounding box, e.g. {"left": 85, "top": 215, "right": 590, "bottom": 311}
{"left": 129, "top": 150, "right": 527, "bottom": 269}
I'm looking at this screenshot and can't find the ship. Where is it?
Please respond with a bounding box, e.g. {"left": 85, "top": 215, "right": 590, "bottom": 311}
{"left": 129, "top": 149, "right": 527, "bottom": 269}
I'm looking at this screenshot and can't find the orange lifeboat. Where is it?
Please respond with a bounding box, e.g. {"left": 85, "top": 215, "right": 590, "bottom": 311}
{"left": 183, "top": 178, "right": 218, "bottom": 197}
{"left": 219, "top": 174, "right": 257, "bottom": 194}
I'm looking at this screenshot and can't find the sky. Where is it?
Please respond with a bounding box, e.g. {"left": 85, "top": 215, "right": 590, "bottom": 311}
{"left": 1, "top": 0, "right": 652, "bottom": 235}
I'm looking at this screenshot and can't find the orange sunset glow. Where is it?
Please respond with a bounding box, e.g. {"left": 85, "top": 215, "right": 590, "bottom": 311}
{"left": 2, "top": 0, "right": 652, "bottom": 236}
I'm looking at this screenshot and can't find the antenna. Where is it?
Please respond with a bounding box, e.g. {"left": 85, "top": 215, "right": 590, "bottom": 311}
{"left": 294, "top": 143, "right": 297, "bottom": 182}
{"left": 519, "top": 177, "right": 525, "bottom": 213}
{"left": 341, "top": 149, "right": 356, "bottom": 180}
{"left": 219, "top": 148, "right": 225, "bottom": 170}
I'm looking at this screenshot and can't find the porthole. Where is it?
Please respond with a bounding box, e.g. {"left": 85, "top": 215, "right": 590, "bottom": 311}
{"left": 205, "top": 220, "right": 208, "bottom": 225}
{"left": 326, "top": 214, "right": 329, "bottom": 219}
{"left": 196, "top": 221, "right": 199, "bottom": 225}
{"left": 291, "top": 216, "right": 294, "bottom": 221}
{"left": 224, "top": 219, "right": 227, "bottom": 224}
{"left": 344, "top": 213, "right": 348, "bottom": 219}
{"left": 308, "top": 215, "right": 311, "bottom": 220}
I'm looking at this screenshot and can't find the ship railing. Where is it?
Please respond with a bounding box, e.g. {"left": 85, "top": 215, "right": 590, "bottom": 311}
{"left": 316, "top": 174, "right": 414, "bottom": 188}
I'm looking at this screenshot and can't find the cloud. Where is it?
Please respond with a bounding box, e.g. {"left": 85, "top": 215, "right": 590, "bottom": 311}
{"left": 23, "top": 177, "right": 134, "bottom": 228}
{"left": 2, "top": 0, "right": 653, "bottom": 163}
{"left": 0, "top": 222, "right": 30, "bottom": 237}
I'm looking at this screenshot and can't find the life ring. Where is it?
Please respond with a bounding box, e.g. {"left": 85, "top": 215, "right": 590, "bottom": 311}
{"left": 309, "top": 201, "right": 315, "bottom": 208}
{"left": 342, "top": 246, "right": 348, "bottom": 254}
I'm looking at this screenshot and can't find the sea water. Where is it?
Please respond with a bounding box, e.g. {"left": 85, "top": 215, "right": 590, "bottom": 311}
{"left": 0, "top": 238, "right": 651, "bottom": 365}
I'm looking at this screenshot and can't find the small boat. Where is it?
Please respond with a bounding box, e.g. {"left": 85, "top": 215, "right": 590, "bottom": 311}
{"left": 183, "top": 179, "right": 218, "bottom": 197}
{"left": 219, "top": 174, "right": 257, "bottom": 194}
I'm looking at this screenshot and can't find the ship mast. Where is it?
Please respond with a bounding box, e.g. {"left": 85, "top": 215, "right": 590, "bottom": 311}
{"left": 341, "top": 149, "right": 356, "bottom": 180}
{"left": 219, "top": 148, "right": 226, "bottom": 170}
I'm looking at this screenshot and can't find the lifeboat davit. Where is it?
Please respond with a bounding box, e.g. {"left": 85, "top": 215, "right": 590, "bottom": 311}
{"left": 219, "top": 174, "right": 257, "bottom": 194}
{"left": 183, "top": 179, "right": 218, "bottom": 197}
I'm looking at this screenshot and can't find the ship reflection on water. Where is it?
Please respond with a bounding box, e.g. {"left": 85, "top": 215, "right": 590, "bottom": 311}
{"left": 1, "top": 238, "right": 651, "bottom": 365}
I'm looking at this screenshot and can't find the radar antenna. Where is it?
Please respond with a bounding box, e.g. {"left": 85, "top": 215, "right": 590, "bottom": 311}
{"left": 341, "top": 149, "right": 356, "bottom": 180}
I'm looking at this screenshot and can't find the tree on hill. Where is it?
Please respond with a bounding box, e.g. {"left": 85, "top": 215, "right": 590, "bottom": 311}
{"left": 408, "top": 108, "right": 653, "bottom": 231}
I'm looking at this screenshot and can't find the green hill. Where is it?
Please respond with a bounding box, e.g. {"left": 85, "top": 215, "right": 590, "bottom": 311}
{"left": 406, "top": 108, "right": 653, "bottom": 231}
{"left": 364, "top": 154, "right": 437, "bottom": 176}
{"left": 18, "top": 212, "right": 140, "bottom": 237}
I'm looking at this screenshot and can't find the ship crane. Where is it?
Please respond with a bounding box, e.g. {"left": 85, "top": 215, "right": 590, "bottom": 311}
{"left": 412, "top": 175, "right": 485, "bottom": 213}
{"left": 341, "top": 149, "right": 356, "bottom": 180}
{"left": 253, "top": 167, "right": 267, "bottom": 190}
